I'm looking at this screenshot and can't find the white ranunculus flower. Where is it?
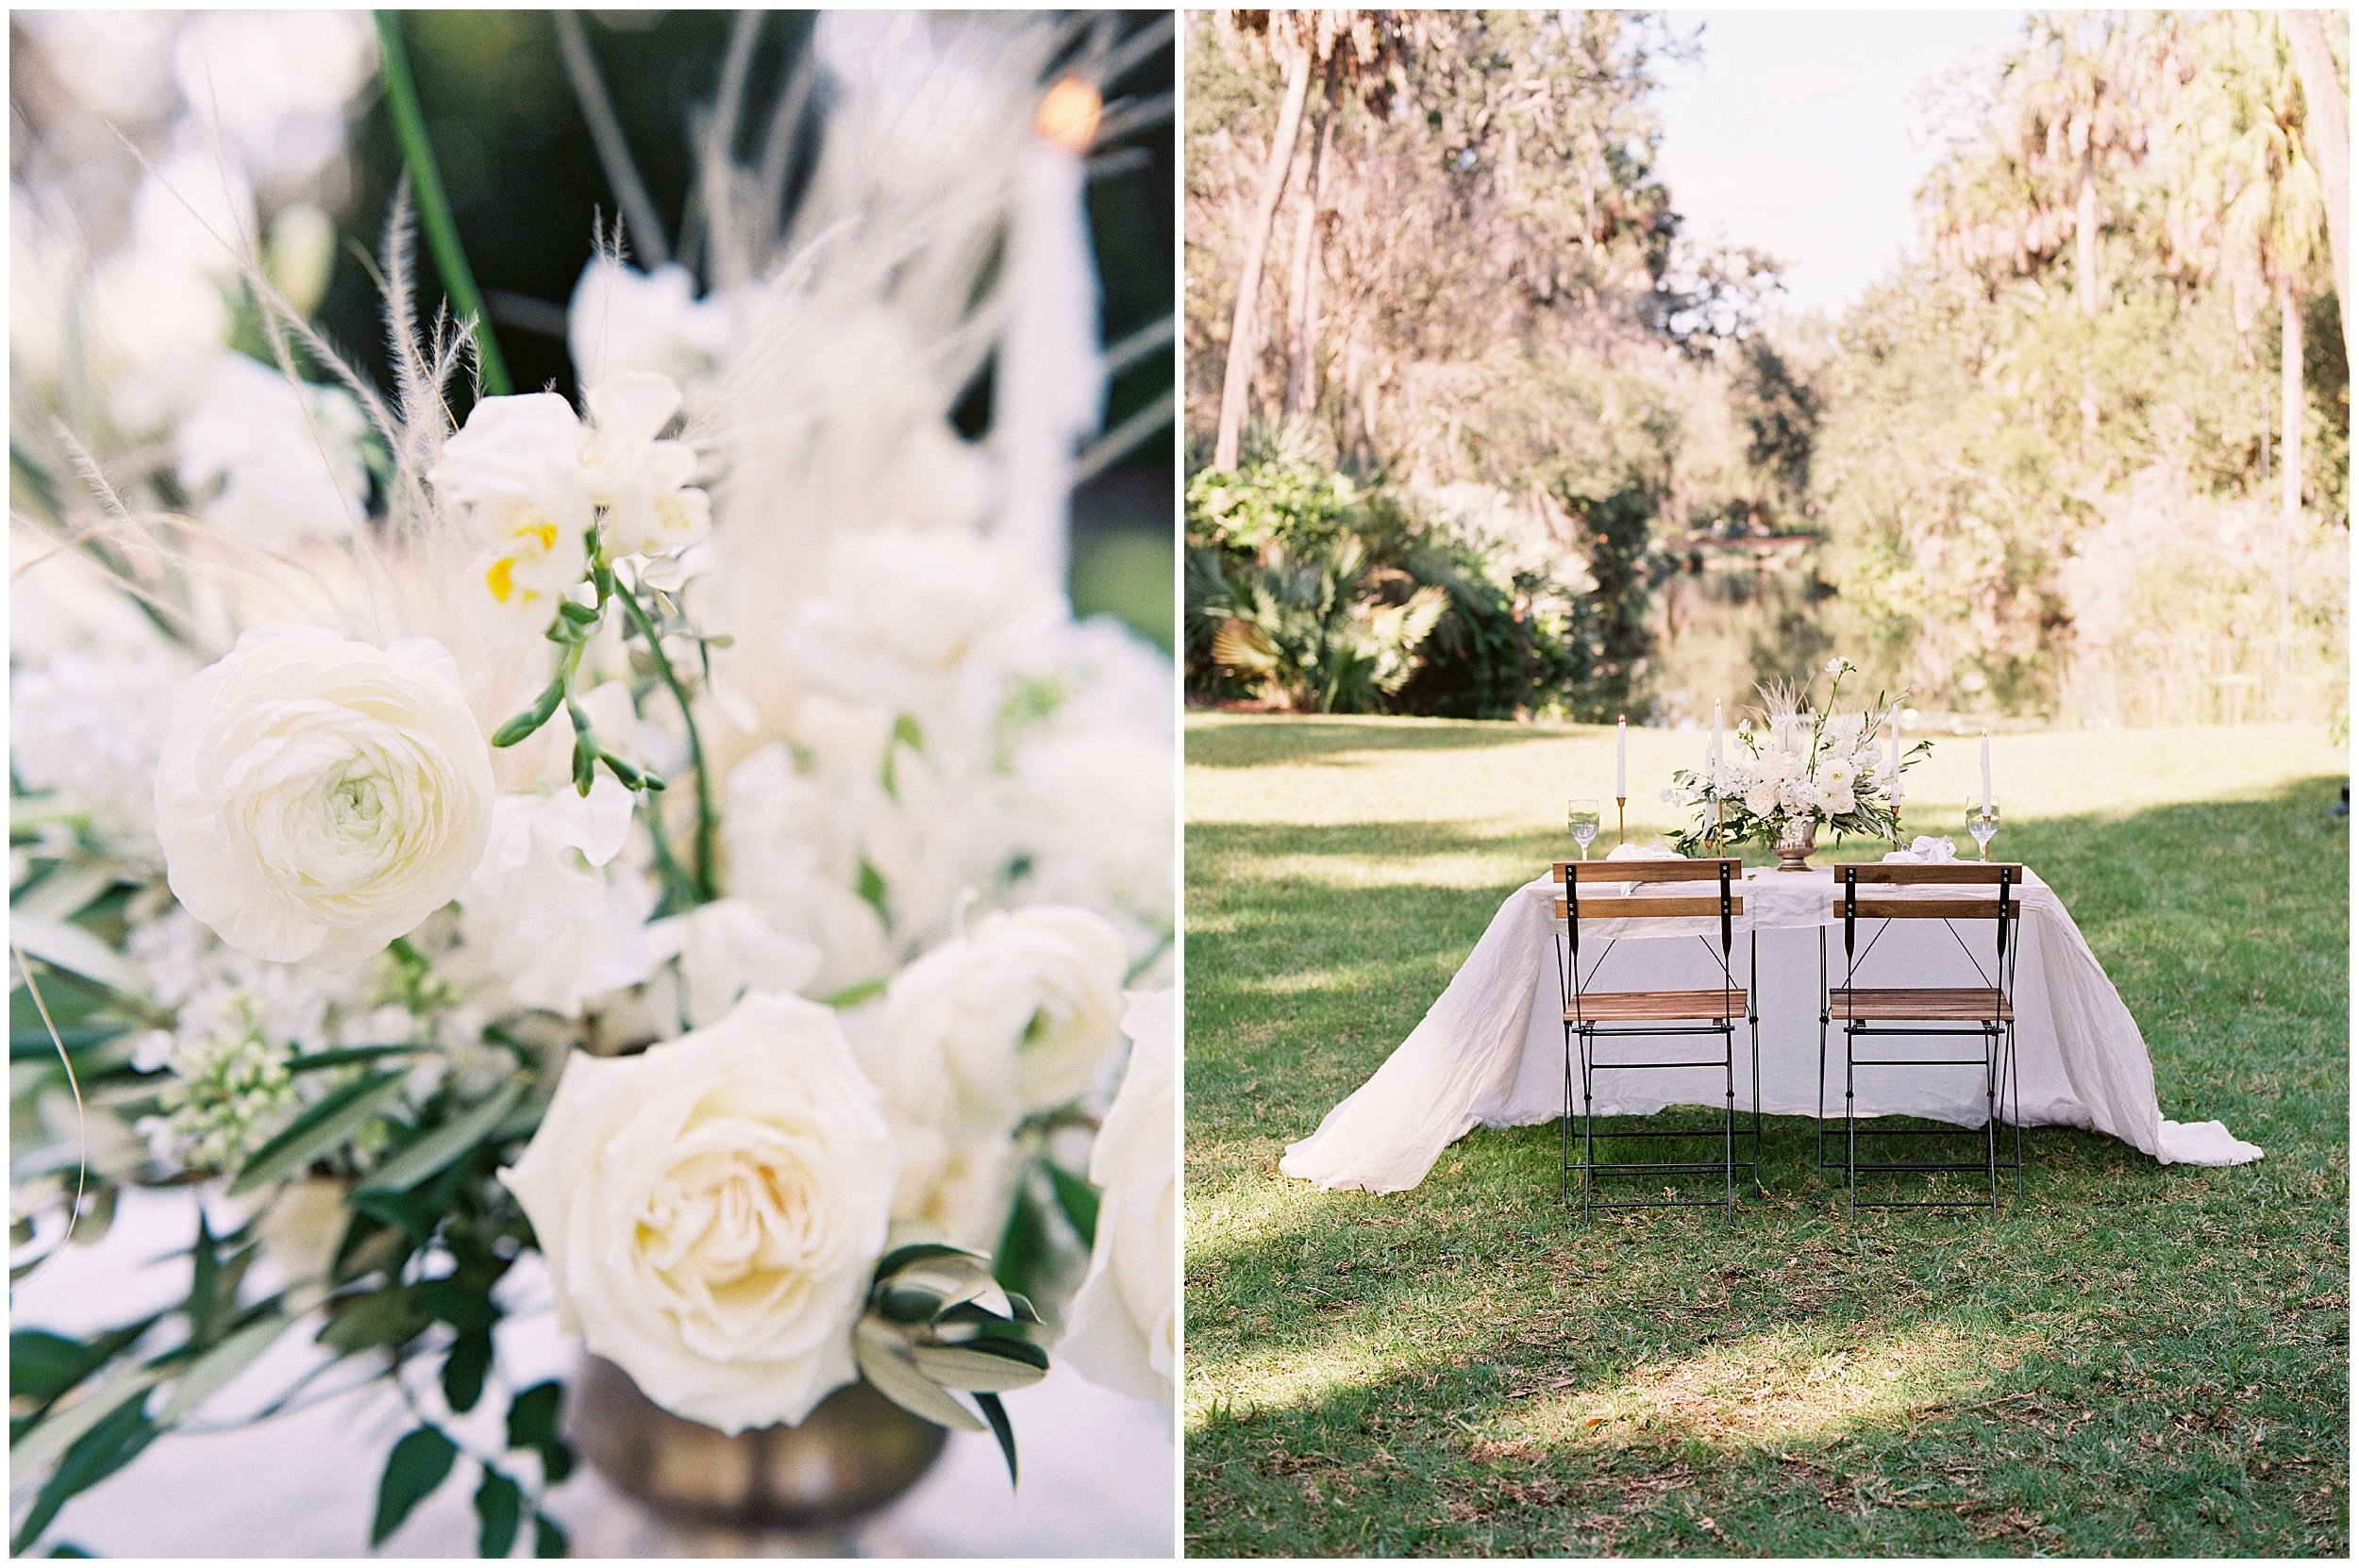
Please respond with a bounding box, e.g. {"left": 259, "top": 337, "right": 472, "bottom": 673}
{"left": 499, "top": 992, "right": 896, "bottom": 1433}
{"left": 882, "top": 905, "right": 1127, "bottom": 1134}
{"left": 1819, "top": 757, "right": 1857, "bottom": 791}
{"left": 154, "top": 626, "right": 494, "bottom": 966}
{"left": 1062, "top": 989, "right": 1176, "bottom": 1410}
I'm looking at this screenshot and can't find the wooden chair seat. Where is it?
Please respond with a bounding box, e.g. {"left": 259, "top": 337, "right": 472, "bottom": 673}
{"left": 1831, "top": 987, "right": 2013, "bottom": 1022}
{"left": 1566, "top": 988, "right": 1747, "bottom": 1023}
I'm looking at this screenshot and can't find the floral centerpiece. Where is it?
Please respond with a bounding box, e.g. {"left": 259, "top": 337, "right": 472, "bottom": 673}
{"left": 8, "top": 11, "right": 1175, "bottom": 1557}
{"left": 1664, "top": 659, "right": 1928, "bottom": 869}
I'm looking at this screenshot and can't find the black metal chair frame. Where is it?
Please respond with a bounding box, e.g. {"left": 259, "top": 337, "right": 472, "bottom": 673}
{"left": 1817, "top": 863, "right": 2026, "bottom": 1218}
{"left": 1554, "top": 859, "right": 1761, "bottom": 1220}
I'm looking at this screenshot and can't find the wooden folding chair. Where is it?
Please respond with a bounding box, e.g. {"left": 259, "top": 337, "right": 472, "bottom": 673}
{"left": 1821, "top": 862, "right": 2026, "bottom": 1217}
{"left": 1553, "top": 857, "right": 1759, "bottom": 1219}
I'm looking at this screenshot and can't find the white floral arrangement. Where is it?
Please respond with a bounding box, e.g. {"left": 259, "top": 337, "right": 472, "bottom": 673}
{"left": 1664, "top": 659, "right": 1927, "bottom": 856}
{"left": 9, "top": 11, "right": 1174, "bottom": 1556}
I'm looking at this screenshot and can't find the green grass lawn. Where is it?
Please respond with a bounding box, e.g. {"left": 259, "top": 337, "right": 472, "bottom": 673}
{"left": 1184, "top": 716, "right": 2349, "bottom": 1557}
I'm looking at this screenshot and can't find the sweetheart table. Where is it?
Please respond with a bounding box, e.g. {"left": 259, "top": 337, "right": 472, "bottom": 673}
{"left": 1280, "top": 862, "right": 2261, "bottom": 1194}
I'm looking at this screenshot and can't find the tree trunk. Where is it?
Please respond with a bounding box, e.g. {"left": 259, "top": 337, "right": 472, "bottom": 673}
{"left": 2279, "top": 268, "right": 2302, "bottom": 719}
{"left": 1213, "top": 44, "right": 1313, "bottom": 472}
{"left": 2284, "top": 10, "right": 2351, "bottom": 368}
{"left": 2281, "top": 269, "right": 2303, "bottom": 518}
{"left": 2074, "top": 148, "right": 2100, "bottom": 317}
{"left": 1281, "top": 69, "right": 1337, "bottom": 421}
{"left": 2075, "top": 149, "right": 2101, "bottom": 436}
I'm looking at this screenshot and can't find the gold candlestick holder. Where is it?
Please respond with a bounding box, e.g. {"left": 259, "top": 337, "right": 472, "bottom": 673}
{"left": 1615, "top": 795, "right": 1627, "bottom": 847}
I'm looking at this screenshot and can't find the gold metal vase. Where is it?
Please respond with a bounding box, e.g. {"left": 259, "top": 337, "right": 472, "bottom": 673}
{"left": 570, "top": 1356, "right": 947, "bottom": 1553}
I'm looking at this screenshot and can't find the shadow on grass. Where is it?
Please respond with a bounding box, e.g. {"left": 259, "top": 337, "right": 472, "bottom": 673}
{"left": 1187, "top": 715, "right": 1580, "bottom": 769}
{"left": 1185, "top": 775, "right": 2349, "bottom": 1556}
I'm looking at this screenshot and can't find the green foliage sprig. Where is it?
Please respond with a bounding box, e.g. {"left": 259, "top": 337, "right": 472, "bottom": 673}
{"left": 853, "top": 1244, "right": 1050, "bottom": 1485}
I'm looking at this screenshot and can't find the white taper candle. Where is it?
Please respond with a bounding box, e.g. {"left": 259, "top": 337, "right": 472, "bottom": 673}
{"left": 1980, "top": 729, "right": 1993, "bottom": 804}
{"left": 1615, "top": 715, "right": 1627, "bottom": 798}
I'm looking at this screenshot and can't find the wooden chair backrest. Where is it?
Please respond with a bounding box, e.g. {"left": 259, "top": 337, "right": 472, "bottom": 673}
{"left": 1553, "top": 858, "right": 1742, "bottom": 883}
{"left": 1554, "top": 858, "right": 1743, "bottom": 923}
{"left": 1830, "top": 861, "right": 2024, "bottom": 921}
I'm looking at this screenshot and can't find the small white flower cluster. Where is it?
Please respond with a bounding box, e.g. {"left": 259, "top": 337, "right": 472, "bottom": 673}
{"left": 125, "top": 907, "right": 509, "bottom": 1172}
{"left": 138, "top": 993, "right": 304, "bottom": 1174}
{"left": 10, "top": 648, "right": 192, "bottom": 854}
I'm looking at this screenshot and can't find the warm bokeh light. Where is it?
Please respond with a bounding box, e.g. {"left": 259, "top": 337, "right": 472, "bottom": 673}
{"left": 1036, "top": 75, "right": 1100, "bottom": 153}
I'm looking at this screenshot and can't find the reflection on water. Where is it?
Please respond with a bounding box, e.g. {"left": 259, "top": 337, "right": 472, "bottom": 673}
{"left": 1649, "top": 559, "right": 1840, "bottom": 724}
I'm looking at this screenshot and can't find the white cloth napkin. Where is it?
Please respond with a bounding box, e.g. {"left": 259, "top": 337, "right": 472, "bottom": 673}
{"left": 1883, "top": 834, "right": 1960, "bottom": 863}
{"left": 1584, "top": 839, "right": 1681, "bottom": 892}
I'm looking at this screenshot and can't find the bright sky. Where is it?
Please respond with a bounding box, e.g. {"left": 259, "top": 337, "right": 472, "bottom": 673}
{"left": 1654, "top": 9, "right": 2033, "bottom": 317}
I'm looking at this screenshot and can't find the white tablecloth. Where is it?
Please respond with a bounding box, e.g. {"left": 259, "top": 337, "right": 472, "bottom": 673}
{"left": 1280, "top": 865, "right": 2261, "bottom": 1193}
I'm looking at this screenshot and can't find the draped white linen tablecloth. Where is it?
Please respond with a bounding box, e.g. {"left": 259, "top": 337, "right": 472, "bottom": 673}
{"left": 1280, "top": 864, "right": 2261, "bottom": 1193}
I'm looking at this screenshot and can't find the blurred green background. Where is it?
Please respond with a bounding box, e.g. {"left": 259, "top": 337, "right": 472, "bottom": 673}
{"left": 329, "top": 9, "right": 1176, "bottom": 649}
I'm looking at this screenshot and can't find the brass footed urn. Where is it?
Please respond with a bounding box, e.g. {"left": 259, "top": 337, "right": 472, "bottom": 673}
{"left": 1774, "top": 816, "right": 1820, "bottom": 872}
{"left": 572, "top": 1359, "right": 947, "bottom": 1551}
{"left": 565, "top": 1243, "right": 1047, "bottom": 1553}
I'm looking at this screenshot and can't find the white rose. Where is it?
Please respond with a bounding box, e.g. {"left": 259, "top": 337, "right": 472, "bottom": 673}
{"left": 1823, "top": 785, "right": 1857, "bottom": 816}
{"left": 1062, "top": 989, "right": 1176, "bottom": 1410}
{"left": 882, "top": 906, "right": 1127, "bottom": 1134}
{"left": 1819, "top": 757, "right": 1856, "bottom": 791}
{"left": 155, "top": 626, "right": 494, "bottom": 966}
{"left": 1744, "top": 781, "right": 1781, "bottom": 815}
{"left": 499, "top": 992, "right": 896, "bottom": 1433}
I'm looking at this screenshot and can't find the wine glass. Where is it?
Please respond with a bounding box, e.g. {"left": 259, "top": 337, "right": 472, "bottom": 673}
{"left": 1966, "top": 795, "right": 1999, "bottom": 860}
{"left": 1567, "top": 798, "right": 1601, "bottom": 860}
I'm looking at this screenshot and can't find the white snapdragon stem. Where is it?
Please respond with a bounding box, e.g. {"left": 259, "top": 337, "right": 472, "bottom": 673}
{"left": 994, "top": 79, "right": 1106, "bottom": 591}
